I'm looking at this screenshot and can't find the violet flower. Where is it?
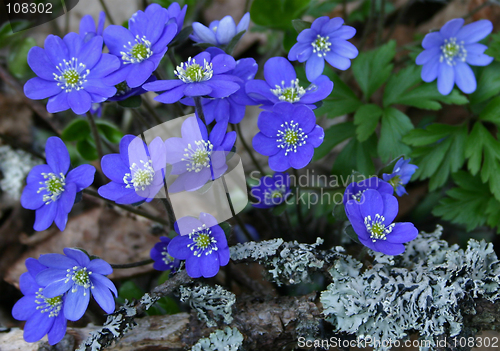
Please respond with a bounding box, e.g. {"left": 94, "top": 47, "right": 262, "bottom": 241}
{"left": 190, "top": 13, "right": 250, "bottom": 46}
{"left": 251, "top": 172, "right": 291, "bottom": 208}
{"left": 150, "top": 236, "right": 181, "bottom": 272}
{"left": 343, "top": 177, "right": 393, "bottom": 205}
{"left": 382, "top": 158, "right": 418, "bottom": 196}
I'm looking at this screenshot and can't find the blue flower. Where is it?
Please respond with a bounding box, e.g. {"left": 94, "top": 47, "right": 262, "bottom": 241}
{"left": 150, "top": 236, "right": 181, "bottom": 272}
{"left": 345, "top": 189, "right": 418, "bottom": 255}
{"left": 252, "top": 102, "right": 324, "bottom": 172}
{"left": 21, "top": 137, "right": 96, "bottom": 231}
{"left": 143, "top": 50, "right": 241, "bottom": 103}
{"left": 416, "top": 18, "right": 493, "bottom": 95}
{"left": 168, "top": 213, "right": 230, "bottom": 278}
{"left": 107, "top": 75, "right": 157, "bottom": 102}
{"left": 288, "top": 16, "right": 358, "bottom": 82}
{"left": 103, "top": 4, "right": 178, "bottom": 88}
{"left": 99, "top": 135, "right": 167, "bottom": 204}
{"left": 35, "top": 248, "right": 117, "bottom": 321}
{"left": 12, "top": 258, "right": 67, "bottom": 345}
{"left": 181, "top": 48, "right": 258, "bottom": 124}
{"left": 24, "top": 33, "right": 120, "bottom": 115}
{"left": 190, "top": 13, "right": 250, "bottom": 47}
{"left": 165, "top": 116, "right": 236, "bottom": 192}
{"left": 251, "top": 172, "right": 291, "bottom": 208}
{"left": 382, "top": 158, "right": 418, "bottom": 196}
{"left": 343, "top": 177, "right": 393, "bottom": 205}
{"left": 246, "top": 56, "right": 332, "bottom": 110}
{"left": 164, "top": 2, "right": 188, "bottom": 36}
{"left": 79, "top": 11, "right": 105, "bottom": 40}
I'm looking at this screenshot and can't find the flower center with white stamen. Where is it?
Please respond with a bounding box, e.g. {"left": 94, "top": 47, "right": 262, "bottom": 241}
{"left": 440, "top": 38, "right": 467, "bottom": 66}
{"left": 175, "top": 57, "right": 213, "bottom": 83}
{"left": 35, "top": 288, "right": 62, "bottom": 318}
{"left": 388, "top": 175, "right": 402, "bottom": 189}
{"left": 271, "top": 79, "right": 307, "bottom": 102}
{"left": 121, "top": 35, "right": 153, "bottom": 64}
{"left": 115, "top": 81, "right": 132, "bottom": 96}
{"left": 65, "top": 266, "right": 93, "bottom": 295}
{"left": 311, "top": 35, "right": 331, "bottom": 57}
{"left": 124, "top": 160, "right": 155, "bottom": 191}
{"left": 264, "top": 184, "right": 287, "bottom": 203}
{"left": 38, "top": 172, "right": 66, "bottom": 205}
{"left": 53, "top": 58, "right": 90, "bottom": 92}
{"left": 187, "top": 224, "right": 218, "bottom": 257}
{"left": 276, "top": 120, "right": 307, "bottom": 156}
{"left": 182, "top": 140, "right": 214, "bottom": 173}
{"left": 351, "top": 190, "right": 364, "bottom": 202}
{"left": 364, "top": 214, "right": 395, "bottom": 242}
{"left": 161, "top": 247, "right": 174, "bottom": 265}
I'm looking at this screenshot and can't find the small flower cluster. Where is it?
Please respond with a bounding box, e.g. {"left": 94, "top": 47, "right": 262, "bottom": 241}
{"left": 343, "top": 158, "right": 419, "bottom": 255}
{"left": 12, "top": 249, "right": 116, "bottom": 345}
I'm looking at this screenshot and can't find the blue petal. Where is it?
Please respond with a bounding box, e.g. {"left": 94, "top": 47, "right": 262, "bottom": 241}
{"left": 215, "top": 16, "right": 236, "bottom": 45}
{"left": 422, "top": 31, "right": 443, "bottom": 49}
{"left": 205, "top": 78, "right": 240, "bottom": 98}
{"left": 440, "top": 18, "right": 464, "bottom": 38}
{"left": 36, "top": 268, "right": 67, "bottom": 287}
{"left": 258, "top": 111, "right": 284, "bottom": 137}
{"left": 167, "top": 235, "right": 193, "bottom": 259}
{"left": 144, "top": 79, "right": 184, "bottom": 92}
{"left": 456, "top": 20, "right": 493, "bottom": 44}
{"left": 381, "top": 192, "right": 398, "bottom": 224}
{"left": 47, "top": 313, "right": 67, "bottom": 345}
{"left": 218, "top": 247, "right": 230, "bottom": 266}
{"left": 66, "top": 164, "right": 96, "bottom": 191}
{"left": 306, "top": 125, "right": 324, "bottom": 148}
{"left": 68, "top": 89, "right": 92, "bottom": 115}
{"left": 88, "top": 259, "right": 113, "bottom": 276}
{"left": 192, "top": 22, "right": 217, "bottom": 45}
{"left": 101, "top": 154, "right": 129, "bottom": 183}
{"left": 155, "top": 84, "right": 186, "bottom": 103}
{"left": 325, "top": 51, "right": 350, "bottom": 70}
{"left": 21, "top": 184, "right": 45, "bottom": 210}
{"left": 27, "top": 46, "right": 56, "bottom": 80}
{"left": 127, "top": 60, "right": 156, "bottom": 88}
{"left": 321, "top": 17, "right": 344, "bottom": 36}
{"left": 39, "top": 253, "right": 78, "bottom": 269}
{"left": 264, "top": 57, "right": 296, "bottom": 88}
{"left": 34, "top": 202, "right": 57, "bottom": 231}
{"left": 184, "top": 82, "right": 212, "bottom": 96}
{"left": 386, "top": 222, "right": 418, "bottom": 243}
{"left": 311, "top": 16, "right": 329, "bottom": 32}
{"left": 23, "top": 309, "right": 53, "bottom": 342}
{"left": 331, "top": 40, "right": 358, "bottom": 59}
{"left": 44, "top": 35, "right": 69, "bottom": 66}
{"left": 300, "top": 75, "right": 333, "bottom": 104}
{"left": 372, "top": 241, "right": 405, "bottom": 255}
{"left": 199, "top": 252, "right": 220, "bottom": 278}
{"left": 293, "top": 105, "right": 316, "bottom": 133}
{"left": 98, "top": 182, "right": 131, "bottom": 202}
{"left": 358, "top": 189, "right": 383, "bottom": 221}
{"left": 90, "top": 273, "right": 117, "bottom": 297}
{"left": 288, "top": 42, "right": 310, "bottom": 61}
{"left": 78, "top": 36, "right": 103, "bottom": 69}
{"left": 64, "top": 248, "right": 90, "bottom": 266}
{"left": 416, "top": 47, "right": 440, "bottom": 65}
{"left": 91, "top": 278, "right": 116, "bottom": 313}
{"left": 185, "top": 255, "right": 202, "bottom": 278}
{"left": 421, "top": 57, "right": 440, "bottom": 82}
{"left": 253, "top": 133, "right": 278, "bottom": 156}
{"left": 87, "top": 53, "right": 121, "bottom": 80}
{"left": 466, "top": 52, "right": 493, "bottom": 66}
{"left": 54, "top": 184, "right": 75, "bottom": 231}
{"left": 12, "top": 296, "right": 37, "bottom": 321}
{"left": 268, "top": 149, "right": 289, "bottom": 172}
{"left": 46, "top": 137, "right": 70, "bottom": 175}
{"left": 64, "top": 285, "right": 90, "bottom": 321}
{"left": 24, "top": 78, "right": 61, "bottom": 100}
{"left": 329, "top": 26, "right": 356, "bottom": 40}
{"left": 289, "top": 144, "right": 314, "bottom": 169}
{"left": 145, "top": 9, "right": 168, "bottom": 44}
{"left": 26, "top": 258, "right": 48, "bottom": 280}
{"left": 437, "top": 63, "right": 455, "bottom": 95}
{"left": 454, "top": 62, "right": 476, "bottom": 94}
{"left": 211, "top": 54, "right": 236, "bottom": 75}
{"left": 103, "top": 25, "right": 135, "bottom": 56}
{"left": 236, "top": 13, "right": 250, "bottom": 33}
{"left": 306, "top": 54, "right": 325, "bottom": 81}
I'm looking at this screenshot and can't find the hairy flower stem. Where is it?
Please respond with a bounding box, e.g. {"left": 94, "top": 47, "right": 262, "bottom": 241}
{"left": 83, "top": 188, "right": 170, "bottom": 226}
{"left": 292, "top": 168, "right": 306, "bottom": 234}
{"left": 110, "top": 258, "right": 154, "bottom": 269}
{"left": 86, "top": 111, "right": 105, "bottom": 163}
{"left": 131, "top": 108, "right": 153, "bottom": 129}
{"left": 141, "top": 97, "right": 163, "bottom": 125}
{"left": 160, "top": 198, "right": 176, "bottom": 230}
{"left": 233, "top": 123, "right": 266, "bottom": 176}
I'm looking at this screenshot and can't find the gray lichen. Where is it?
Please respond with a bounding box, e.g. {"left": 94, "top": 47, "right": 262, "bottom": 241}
{"left": 191, "top": 327, "right": 243, "bottom": 351}
{"left": 320, "top": 225, "right": 500, "bottom": 350}
{"left": 230, "top": 237, "right": 343, "bottom": 286}
{"left": 0, "top": 145, "right": 41, "bottom": 200}
{"left": 180, "top": 285, "right": 235, "bottom": 327}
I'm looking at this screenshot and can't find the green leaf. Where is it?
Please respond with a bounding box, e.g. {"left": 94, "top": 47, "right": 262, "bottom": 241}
{"left": 352, "top": 40, "right": 396, "bottom": 100}
{"left": 353, "top": 104, "right": 383, "bottom": 142}
{"left": 333, "top": 203, "right": 348, "bottom": 221}
{"left": 8, "top": 37, "right": 36, "bottom": 79}
{"left": 377, "top": 107, "right": 413, "bottom": 162}
{"left": 344, "top": 225, "right": 361, "bottom": 244}
{"left": 312, "top": 121, "right": 356, "bottom": 160}
{"left": 478, "top": 95, "right": 500, "bottom": 126}
{"left": 219, "top": 222, "right": 232, "bottom": 238}
{"left": 170, "top": 26, "right": 193, "bottom": 46}
{"left": 118, "top": 95, "right": 142, "bottom": 109}
{"left": 433, "top": 171, "right": 500, "bottom": 233}
{"left": 469, "top": 62, "right": 500, "bottom": 105}
{"left": 225, "top": 30, "right": 246, "bottom": 54}
{"left": 332, "top": 134, "right": 377, "bottom": 178}
{"left": 383, "top": 65, "right": 467, "bottom": 109}
{"left": 292, "top": 19, "right": 311, "bottom": 33}
{"left": 77, "top": 138, "right": 98, "bottom": 161}
{"left": 484, "top": 32, "right": 500, "bottom": 62}
{"left": 156, "top": 296, "right": 180, "bottom": 315}
{"left": 0, "top": 20, "right": 30, "bottom": 49}
{"left": 283, "top": 29, "right": 297, "bottom": 52}
{"left": 95, "top": 120, "right": 124, "bottom": 144}
{"left": 315, "top": 69, "right": 362, "bottom": 119}
{"left": 464, "top": 122, "right": 500, "bottom": 201}
{"left": 118, "top": 281, "right": 144, "bottom": 301}
{"left": 250, "top": 0, "right": 311, "bottom": 30}
{"left": 61, "top": 119, "right": 91, "bottom": 142}
{"left": 402, "top": 123, "right": 467, "bottom": 190}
